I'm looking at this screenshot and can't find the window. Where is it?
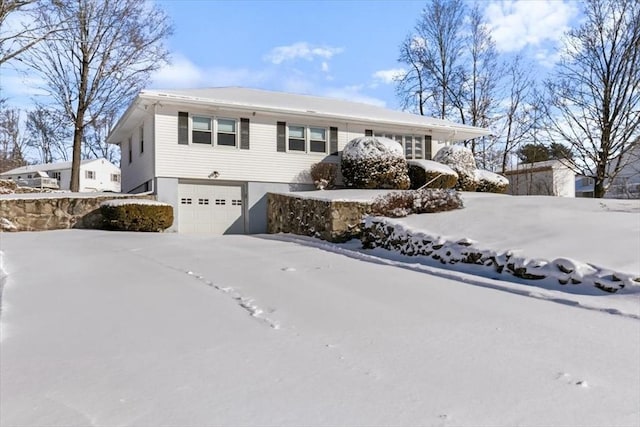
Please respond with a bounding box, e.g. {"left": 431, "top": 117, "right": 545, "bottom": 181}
{"left": 192, "top": 116, "right": 212, "bottom": 144}
{"left": 128, "top": 137, "right": 132, "bottom": 163}
{"left": 111, "top": 173, "right": 120, "bottom": 183}
{"left": 139, "top": 125, "right": 144, "bottom": 153}
{"left": 178, "top": 112, "right": 189, "bottom": 144}
{"left": 372, "top": 132, "right": 430, "bottom": 160}
{"left": 85, "top": 170, "right": 96, "bottom": 179}
{"left": 286, "top": 125, "right": 328, "bottom": 153}
{"left": 50, "top": 171, "right": 61, "bottom": 180}
{"left": 288, "top": 126, "right": 306, "bottom": 151}
{"left": 217, "top": 118, "right": 236, "bottom": 146}
{"left": 310, "top": 127, "right": 326, "bottom": 153}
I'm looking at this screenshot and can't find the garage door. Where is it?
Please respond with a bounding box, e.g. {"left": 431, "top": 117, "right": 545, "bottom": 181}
{"left": 178, "top": 184, "right": 244, "bottom": 233}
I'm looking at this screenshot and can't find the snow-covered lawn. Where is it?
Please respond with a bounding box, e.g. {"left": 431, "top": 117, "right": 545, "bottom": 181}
{"left": 1, "top": 193, "right": 639, "bottom": 426}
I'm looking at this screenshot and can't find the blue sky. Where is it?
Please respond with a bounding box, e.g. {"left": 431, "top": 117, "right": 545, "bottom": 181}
{"left": 1, "top": 0, "right": 581, "bottom": 111}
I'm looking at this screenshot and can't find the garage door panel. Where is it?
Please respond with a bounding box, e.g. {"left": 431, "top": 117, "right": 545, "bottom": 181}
{"left": 178, "top": 183, "right": 244, "bottom": 234}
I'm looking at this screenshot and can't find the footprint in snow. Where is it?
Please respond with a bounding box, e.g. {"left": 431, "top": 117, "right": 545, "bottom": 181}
{"left": 281, "top": 267, "right": 296, "bottom": 272}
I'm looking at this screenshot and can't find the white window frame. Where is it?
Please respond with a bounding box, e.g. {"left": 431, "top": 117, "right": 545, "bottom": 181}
{"left": 50, "top": 171, "right": 61, "bottom": 180}
{"left": 372, "top": 131, "right": 428, "bottom": 160}
{"left": 191, "top": 115, "right": 213, "bottom": 145}
{"left": 286, "top": 124, "right": 328, "bottom": 154}
{"left": 110, "top": 173, "right": 121, "bottom": 183}
{"left": 85, "top": 170, "right": 96, "bottom": 180}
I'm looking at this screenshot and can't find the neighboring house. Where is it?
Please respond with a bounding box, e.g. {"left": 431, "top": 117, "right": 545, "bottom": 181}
{"left": 107, "top": 87, "right": 490, "bottom": 233}
{"left": 0, "top": 158, "right": 121, "bottom": 192}
{"left": 504, "top": 160, "right": 575, "bottom": 197}
{"left": 576, "top": 144, "right": 640, "bottom": 199}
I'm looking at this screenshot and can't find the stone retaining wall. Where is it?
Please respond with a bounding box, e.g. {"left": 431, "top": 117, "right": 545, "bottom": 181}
{"left": 267, "top": 193, "right": 372, "bottom": 242}
{"left": 0, "top": 194, "right": 156, "bottom": 232}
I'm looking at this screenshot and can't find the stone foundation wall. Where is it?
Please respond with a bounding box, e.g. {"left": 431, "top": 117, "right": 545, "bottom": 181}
{"left": 267, "top": 193, "right": 372, "bottom": 242}
{"left": 0, "top": 194, "right": 156, "bottom": 232}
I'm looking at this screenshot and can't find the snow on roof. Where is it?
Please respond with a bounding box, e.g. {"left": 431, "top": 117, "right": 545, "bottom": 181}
{"left": 0, "top": 158, "right": 111, "bottom": 176}
{"left": 128, "top": 87, "right": 490, "bottom": 141}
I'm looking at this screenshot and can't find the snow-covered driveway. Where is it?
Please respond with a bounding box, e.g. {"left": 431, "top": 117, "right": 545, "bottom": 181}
{"left": 1, "top": 230, "right": 639, "bottom": 426}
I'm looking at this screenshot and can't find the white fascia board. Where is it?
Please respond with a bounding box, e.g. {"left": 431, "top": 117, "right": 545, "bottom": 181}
{"left": 139, "top": 91, "right": 491, "bottom": 141}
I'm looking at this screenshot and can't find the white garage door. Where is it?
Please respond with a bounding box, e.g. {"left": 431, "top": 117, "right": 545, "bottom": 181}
{"left": 178, "top": 184, "right": 244, "bottom": 234}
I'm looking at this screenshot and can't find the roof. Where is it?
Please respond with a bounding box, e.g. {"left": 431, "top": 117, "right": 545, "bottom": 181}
{"left": 0, "top": 158, "right": 109, "bottom": 176}
{"left": 108, "top": 87, "right": 491, "bottom": 143}
{"left": 504, "top": 159, "right": 574, "bottom": 175}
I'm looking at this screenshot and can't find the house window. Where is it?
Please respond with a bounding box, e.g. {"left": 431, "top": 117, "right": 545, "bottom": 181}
{"left": 139, "top": 125, "right": 144, "bottom": 154}
{"left": 111, "top": 173, "right": 120, "bottom": 183}
{"left": 286, "top": 125, "right": 328, "bottom": 153}
{"left": 372, "top": 132, "right": 429, "bottom": 160}
{"left": 310, "top": 127, "right": 327, "bottom": 153}
{"left": 288, "top": 126, "right": 306, "bottom": 151}
{"left": 217, "top": 119, "right": 237, "bottom": 146}
{"left": 85, "top": 170, "right": 96, "bottom": 179}
{"left": 192, "top": 116, "right": 212, "bottom": 144}
{"left": 50, "top": 171, "right": 61, "bottom": 180}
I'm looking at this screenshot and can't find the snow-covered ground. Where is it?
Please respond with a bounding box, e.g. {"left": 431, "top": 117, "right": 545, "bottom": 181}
{"left": 1, "top": 193, "right": 639, "bottom": 426}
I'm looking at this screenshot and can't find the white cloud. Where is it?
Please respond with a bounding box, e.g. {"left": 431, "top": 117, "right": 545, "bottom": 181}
{"left": 263, "top": 42, "right": 344, "bottom": 65}
{"left": 372, "top": 68, "right": 406, "bottom": 84}
{"left": 321, "top": 61, "right": 329, "bottom": 73}
{"left": 150, "top": 55, "right": 269, "bottom": 89}
{"left": 485, "top": 0, "right": 579, "bottom": 52}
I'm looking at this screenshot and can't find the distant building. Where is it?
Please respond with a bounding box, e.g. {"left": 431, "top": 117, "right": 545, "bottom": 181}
{"left": 575, "top": 144, "right": 640, "bottom": 199}
{"left": 504, "top": 160, "right": 575, "bottom": 197}
{"left": 0, "top": 158, "right": 121, "bottom": 192}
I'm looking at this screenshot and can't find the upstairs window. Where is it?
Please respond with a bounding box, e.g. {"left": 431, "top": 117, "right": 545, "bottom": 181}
{"left": 288, "top": 126, "right": 306, "bottom": 151}
{"left": 192, "top": 116, "right": 212, "bottom": 144}
{"left": 111, "top": 173, "right": 120, "bottom": 183}
{"left": 217, "top": 119, "right": 237, "bottom": 146}
{"left": 85, "top": 170, "right": 96, "bottom": 179}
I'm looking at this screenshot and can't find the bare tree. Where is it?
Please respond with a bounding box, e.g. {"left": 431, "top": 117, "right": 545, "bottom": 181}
{"left": 494, "top": 57, "right": 537, "bottom": 173}
{"left": 0, "top": 106, "right": 28, "bottom": 172}
{"left": 398, "top": 0, "right": 466, "bottom": 120}
{"left": 543, "top": 0, "right": 640, "bottom": 197}
{"left": 0, "top": 0, "right": 65, "bottom": 66}
{"left": 25, "top": 0, "right": 172, "bottom": 191}
{"left": 396, "top": 36, "right": 428, "bottom": 116}
{"left": 82, "top": 107, "right": 119, "bottom": 163}
{"left": 26, "top": 106, "right": 70, "bottom": 163}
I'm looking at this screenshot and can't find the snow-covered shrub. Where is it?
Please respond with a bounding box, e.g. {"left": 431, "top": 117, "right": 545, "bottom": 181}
{"left": 100, "top": 199, "right": 173, "bottom": 232}
{"left": 371, "top": 189, "right": 463, "bottom": 218}
{"left": 407, "top": 160, "right": 458, "bottom": 190}
{"left": 432, "top": 145, "right": 478, "bottom": 191}
{"left": 310, "top": 162, "right": 337, "bottom": 190}
{"left": 341, "top": 136, "right": 410, "bottom": 189}
{"left": 475, "top": 169, "right": 509, "bottom": 194}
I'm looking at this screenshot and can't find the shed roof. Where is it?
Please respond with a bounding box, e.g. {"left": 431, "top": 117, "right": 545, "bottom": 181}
{"left": 0, "top": 158, "right": 110, "bottom": 176}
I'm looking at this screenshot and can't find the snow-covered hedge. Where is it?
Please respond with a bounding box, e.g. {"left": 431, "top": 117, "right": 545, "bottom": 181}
{"left": 361, "top": 217, "right": 638, "bottom": 294}
{"left": 475, "top": 169, "right": 509, "bottom": 194}
{"left": 341, "top": 136, "right": 410, "bottom": 190}
{"left": 433, "top": 145, "right": 478, "bottom": 191}
{"left": 100, "top": 199, "right": 173, "bottom": 232}
{"left": 371, "top": 189, "right": 463, "bottom": 218}
{"left": 407, "top": 160, "right": 458, "bottom": 190}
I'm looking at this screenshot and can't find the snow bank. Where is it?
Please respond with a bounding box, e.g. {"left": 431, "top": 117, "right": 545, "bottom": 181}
{"left": 407, "top": 159, "right": 457, "bottom": 176}
{"left": 475, "top": 169, "right": 508, "bottom": 185}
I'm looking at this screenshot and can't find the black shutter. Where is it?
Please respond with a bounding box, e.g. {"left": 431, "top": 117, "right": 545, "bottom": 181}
{"left": 240, "top": 118, "right": 250, "bottom": 150}
{"left": 277, "top": 121, "right": 286, "bottom": 152}
{"left": 178, "top": 112, "right": 188, "bottom": 144}
{"left": 425, "top": 135, "right": 432, "bottom": 159}
{"left": 365, "top": 129, "right": 373, "bottom": 136}
{"left": 330, "top": 127, "right": 338, "bottom": 155}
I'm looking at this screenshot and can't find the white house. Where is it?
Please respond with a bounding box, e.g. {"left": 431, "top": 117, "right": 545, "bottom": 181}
{"left": 575, "top": 143, "right": 640, "bottom": 199}
{"left": 107, "top": 87, "right": 490, "bottom": 234}
{"left": 504, "top": 160, "right": 576, "bottom": 197}
{"left": 0, "top": 158, "right": 121, "bottom": 192}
